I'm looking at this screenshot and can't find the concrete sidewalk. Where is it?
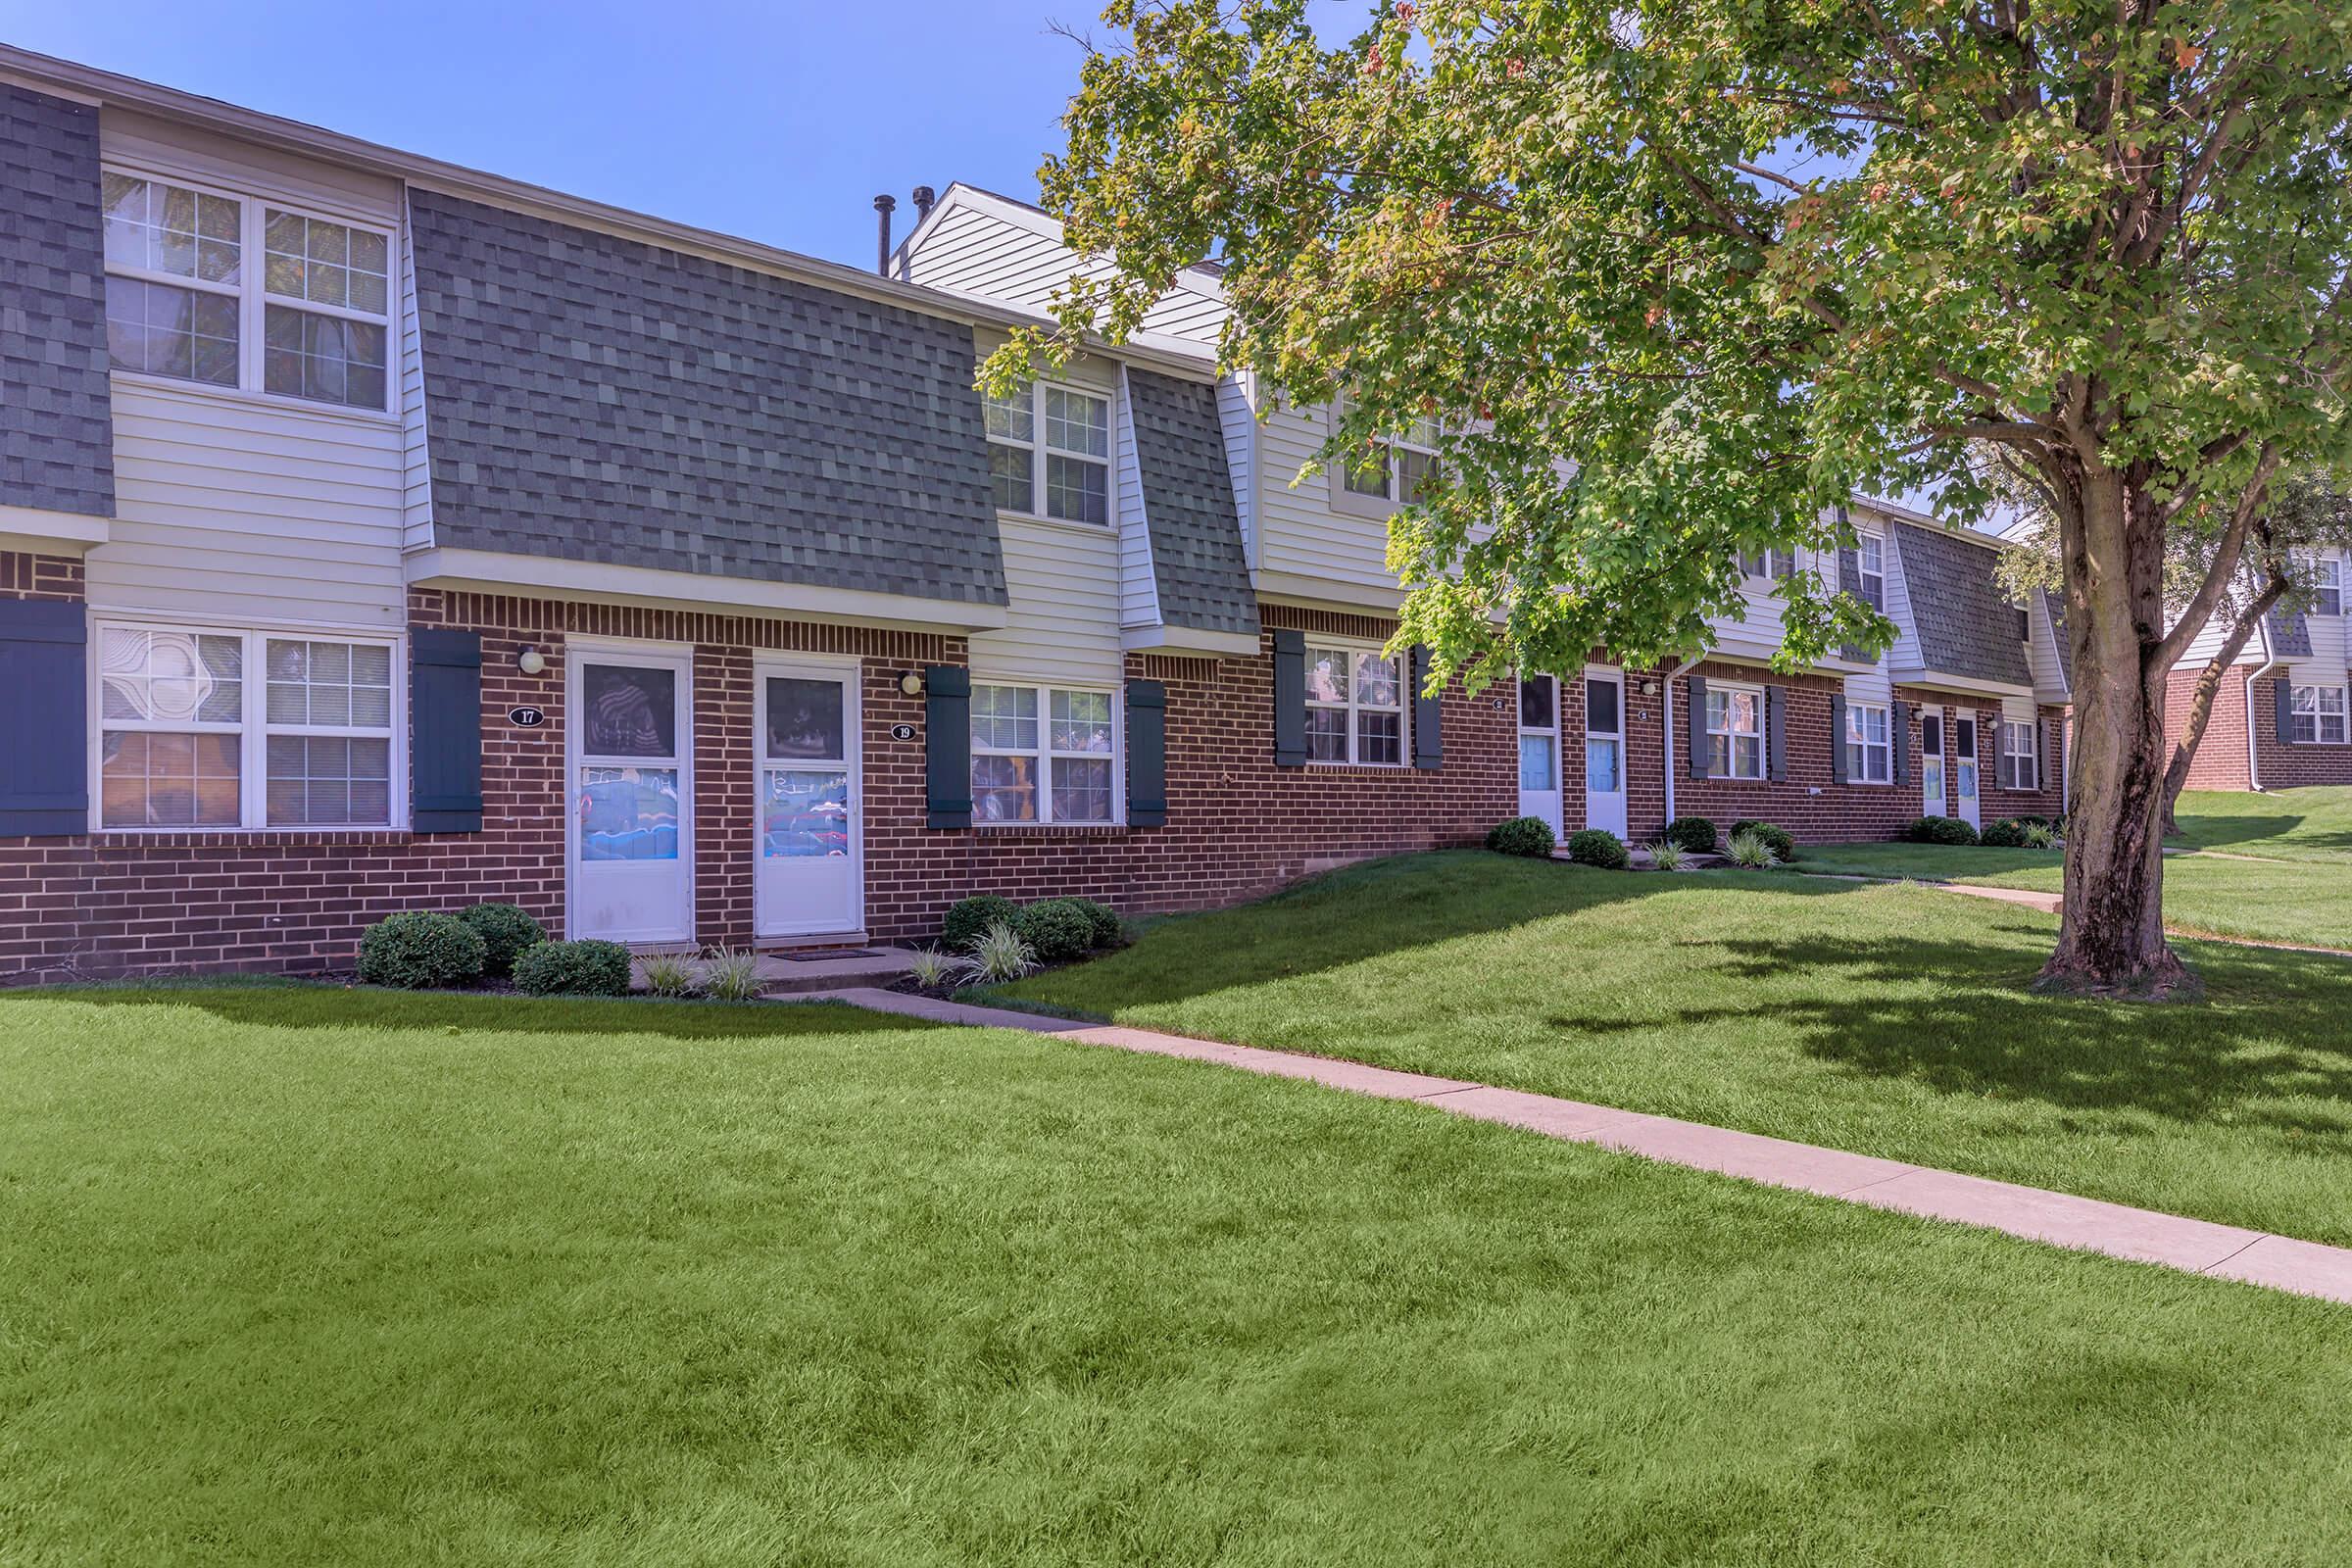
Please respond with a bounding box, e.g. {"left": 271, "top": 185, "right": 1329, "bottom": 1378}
{"left": 808, "top": 986, "right": 2352, "bottom": 1306}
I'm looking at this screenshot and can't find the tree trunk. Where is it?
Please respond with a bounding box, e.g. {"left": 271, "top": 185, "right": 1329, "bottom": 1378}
{"left": 2158, "top": 581, "right": 2284, "bottom": 835}
{"left": 2038, "top": 462, "right": 2197, "bottom": 999}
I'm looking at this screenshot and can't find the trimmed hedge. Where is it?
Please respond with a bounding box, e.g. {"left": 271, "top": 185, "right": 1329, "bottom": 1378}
{"left": 1013, "top": 900, "right": 1099, "bottom": 964}
{"left": 459, "top": 902, "right": 545, "bottom": 977}
{"left": 1486, "top": 816, "right": 1557, "bottom": 858}
{"left": 944, "top": 895, "right": 1020, "bottom": 952}
{"left": 1979, "top": 818, "right": 2031, "bottom": 849}
{"left": 358, "top": 911, "right": 486, "bottom": 990}
{"left": 513, "top": 939, "right": 634, "bottom": 998}
{"left": 1065, "top": 898, "right": 1122, "bottom": 948}
{"left": 1565, "top": 828, "right": 1630, "bottom": 869}
{"left": 1663, "top": 816, "right": 1719, "bottom": 854}
{"left": 1730, "top": 820, "right": 1795, "bottom": 863}
{"left": 1904, "top": 815, "right": 1981, "bottom": 846}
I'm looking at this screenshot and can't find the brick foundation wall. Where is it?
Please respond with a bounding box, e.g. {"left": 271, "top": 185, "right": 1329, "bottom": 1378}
{"left": 2165, "top": 663, "right": 2256, "bottom": 792}
{"left": 2247, "top": 673, "right": 2352, "bottom": 790}
{"left": 0, "top": 588, "right": 1516, "bottom": 979}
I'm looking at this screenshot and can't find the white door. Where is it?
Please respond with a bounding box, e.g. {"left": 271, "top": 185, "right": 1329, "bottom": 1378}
{"left": 567, "top": 648, "right": 693, "bottom": 943}
{"left": 1516, "top": 674, "right": 1563, "bottom": 839}
{"left": 1584, "top": 666, "right": 1628, "bottom": 839}
{"left": 1952, "top": 714, "right": 1982, "bottom": 829}
{"left": 1920, "top": 707, "right": 1946, "bottom": 817}
{"left": 755, "top": 662, "right": 862, "bottom": 939}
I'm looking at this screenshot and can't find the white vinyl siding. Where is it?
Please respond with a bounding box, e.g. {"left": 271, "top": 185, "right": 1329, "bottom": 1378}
{"left": 900, "top": 195, "right": 1229, "bottom": 347}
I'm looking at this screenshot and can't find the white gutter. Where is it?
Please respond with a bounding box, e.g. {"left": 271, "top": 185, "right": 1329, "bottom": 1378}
{"left": 1660, "top": 655, "right": 1700, "bottom": 828}
{"left": 2244, "top": 613, "right": 2280, "bottom": 793}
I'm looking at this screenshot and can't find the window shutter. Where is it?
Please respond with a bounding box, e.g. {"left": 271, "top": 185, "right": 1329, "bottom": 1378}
{"left": 1891, "top": 702, "right": 1911, "bottom": 784}
{"left": 1828, "top": 692, "right": 1847, "bottom": 785}
{"left": 924, "top": 665, "right": 972, "bottom": 829}
{"left": 1686, "top": 674, "right": 1709, "bottom": 779}
{"left": 1271, "top": 629, "right": 1307, "bottom": 766}
{"left": 411, "top": 628, "right": 483, "bottom": 832}
{"left": 1765, "top": 685, "right": 1788, "bottom": 781}
{"left": 1409, "top": 645, "right": 1443, "bottom": 769}
{"left": 1125, "top": 678, "right": 1166, "bottom": 827}
{"left": 2277, "top": 679, "right": 2295, "bottom": 746}
{"left": 0, "top": 600, "right": 88, "bottom": 836}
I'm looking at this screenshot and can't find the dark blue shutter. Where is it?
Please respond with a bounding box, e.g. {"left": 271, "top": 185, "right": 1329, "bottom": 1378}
{"left": 411, "top": 628, "right": 482, "bottom": 832}
{"left": 2277, "top": 679, "right": 2295, "bottom": 745}
{"left": 0, "top": 600, "right": 87, "bottom": 836}
{"left": 1686, "top": 674, "right": 1709, "bottom": 779}
{"left": 1126, "top": 678, "right": 1166, "bottom": 827}
{"left": 1409, "top": 646, "right": 1443, "bottom": 769}
{"left": 1892, "top": 702, "right": 1911, "bottom": 784}
{"left": 925, "top": 665, "right": 971, "bottom": 829}
{"left": 1272, "top": 629, "right": 1306, "bottom": 766}
{"left": 1767, "top": 686, "right": 1788, "bottom": 781}
{"left": 1828, "top": 692, "right": 1847, "bottom": 784}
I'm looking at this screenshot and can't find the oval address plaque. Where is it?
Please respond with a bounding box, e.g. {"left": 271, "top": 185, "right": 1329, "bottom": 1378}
{"left": 889, "top": 722, "right": 917, "bottom": 742}
{"left": 509, "top": 706, "right": 548, "bottom": 728}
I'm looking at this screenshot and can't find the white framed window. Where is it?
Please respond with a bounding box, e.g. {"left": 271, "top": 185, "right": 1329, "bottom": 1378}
{"left": 101, "top": 166, "right": 393, "bottom": 413}
{"left": 1706, "top": 683, "right": 1764, "bottom": 779}
{"left": 1304, "top": 645, "right": 1406, "bottom": 765}
{"left": 2307, "top": 555, "right": 2344, "bottom": 616}
{"left": 2291, "top": 685, "right": 2348, "bottom": 745}
{"left": 95, "top": 620, "right": 401, "bottom": 831}
{"left": 984, "top": 379, "right": 1110, "bottom": 525}
{"left": 1341, "top": 414, "right": 1440, "bottom": 505}
{"left": 1857, "top": 535, "right": 1886, "bottom": 609}
{"left": 970, "top": 683, "right": 1119, "bottom": 824}
{"left": 1738, "top": 547, "right": 1797, "bottom": 584}
{"left": 1999, "top": 719, "right": 2040, "bottom": 788}
{"left": 1845, "top": 701, "right": 1891, "bottom": 783}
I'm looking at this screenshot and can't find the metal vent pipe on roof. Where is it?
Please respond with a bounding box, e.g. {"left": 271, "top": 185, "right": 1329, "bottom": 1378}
{"left": 873, "top": 193, "right": 897, "bottom": 275}
{"left": 912, "top": 185, "right": 936, "bottom": 222}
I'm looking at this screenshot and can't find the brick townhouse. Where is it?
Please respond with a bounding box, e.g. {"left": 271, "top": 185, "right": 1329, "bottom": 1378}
{"left": 0, "top": 48, "right": 2065, "bottom": 979}
{"left": 2159, "top": 546, "right": 2352, "bottom": 792}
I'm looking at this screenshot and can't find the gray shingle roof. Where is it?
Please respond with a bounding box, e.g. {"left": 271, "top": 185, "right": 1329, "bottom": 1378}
{"left": 2268, "top": 608, "right": 2315, "bottom": 659}
{"left": 1891, "top": 523, "right": 2032, "bottom": 686}
{"left": 408, "top": 189, "right": 1005, "bottom": 606}
{"left": 1125, "top": 368, "right": 1257, "bottom": 638}
{"left": 0, "top": 83, "right": 113, "bottom": 519}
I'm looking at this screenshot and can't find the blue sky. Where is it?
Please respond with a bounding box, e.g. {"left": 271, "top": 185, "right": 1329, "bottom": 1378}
{"left": 0, "top": 0, "right": 1126, "bottom": 270}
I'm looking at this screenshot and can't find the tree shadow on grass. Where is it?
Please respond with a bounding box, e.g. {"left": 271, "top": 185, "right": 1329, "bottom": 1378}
{"left": 0, "top": 983, "right": 939, "bottom": 1042}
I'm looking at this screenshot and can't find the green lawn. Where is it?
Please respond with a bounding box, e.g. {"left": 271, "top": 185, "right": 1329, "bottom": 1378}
{"left": 1780, "top": 787, "right": 2352, "bottom": 950}
{"left": 999, "top": 853, "right": 2352, "bottom": 1245}
{"left": 10, "top": 983, "right": 2352, "bottom": 1564}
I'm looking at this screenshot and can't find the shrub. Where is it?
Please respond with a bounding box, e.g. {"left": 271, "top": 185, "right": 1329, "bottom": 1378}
{"left": 961, "top": 921, "right": 1038, "bottom": 984}
{"left": 906, "top": 948, "right": 958, "bottom": 990}
{"left": 1979, "top": 817, "right": 2031, "bottom": 849}
{"left": 1486, "top": 816, "right": 1557, "bottom": 858}
{"left": 1013, "top": 899, "right": 1098, "bottom": 964}
{"left": 1725, "top": 827, "right": 1781, "bottom": 868}
{"left": 1565, "top": 828, "right": 1631, "bottom": 869}
{"left": 513, "top": 939, "right": 633, "bottom": 998}
{"left": 701, "top": 946, "right": 764, "bottom": 1003}
{"left": 1645, "top": 839, "right": 1688, "bottom": 871}
{"left": 1730, "top": 820, "right": 1795, "bottom": 864}
{"left": 943, "top": 895, "right": 1020, "bottom": 952}
{"left": 640, "top": 950, "right": 700, "bottom": 998}
{"left": 1904, "top": 815, "right": 1981, "bottom": 846}
{"left": 1063, "top": 898, "right": 1123, "bottom": 949}
{"left": 357, "top": 910, "right": 486, "bottom": 990}
{"left": 1663, "top": 815, "right": 1719, "bottom": 854}
{"left": 458, "top": 902, "right": 546, "bottom": 977}
{"left": 2021, "top": 820, "right": 2061, "bottom": 850}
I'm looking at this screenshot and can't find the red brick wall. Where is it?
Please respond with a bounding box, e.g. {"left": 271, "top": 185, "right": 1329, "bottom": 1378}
{"left": 2164, "top": 663, "right": 2256, "bottom": 792}
{"left": 2246, "top": 674, "right": 2352, "bottom": 789}
{"left": 0, "top": 589, "right": 1516, "bottom": 978}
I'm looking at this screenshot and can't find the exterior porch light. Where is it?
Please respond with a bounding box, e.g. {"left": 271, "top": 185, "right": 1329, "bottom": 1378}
{"left": 899, "top": 669, "right": 925, "bottom": 698}
{"left": 515, "top": 646, "right": 547, "bottom": 676}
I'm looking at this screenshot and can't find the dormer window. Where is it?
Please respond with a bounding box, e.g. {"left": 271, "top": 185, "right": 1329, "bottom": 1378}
{"left": 2309, "top": 555, "right": 2343, "bottom": 616}
{"left": 1341, "top": 415, "right": 1440, "bottom": 505}
{"left": 102, "top": 169, "right": 392, "bottom": 413}
{"left": 1857, "top": 535, "right": 1885, "bottom": 609}
{"left": 1738, "top": 548, "right": 1796, "bottom": 583}
{"left": 985, "top": 379, "right": 1110, "bottom": 525}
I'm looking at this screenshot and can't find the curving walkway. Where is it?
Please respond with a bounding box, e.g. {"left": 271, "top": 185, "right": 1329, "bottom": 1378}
{"left": 810, "top": 986, "right": 2352, "bottom": 1306}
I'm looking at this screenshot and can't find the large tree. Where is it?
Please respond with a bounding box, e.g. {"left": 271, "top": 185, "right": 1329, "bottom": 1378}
{"left": 986, "top": 0, "right": 2352, "bottom": 997}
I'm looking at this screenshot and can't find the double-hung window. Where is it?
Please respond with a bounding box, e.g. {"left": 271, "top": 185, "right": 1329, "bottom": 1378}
{"left": 101, "top": 168, "right": 392, "bottom": 412}
{"left": 984, "top": 380, "right": 1111, "bottom": 525}
{"left": 2291, "top": 685, "right": 2349, "bottom": 745}
{"left": 2313, "top": 556, "right": 2344, "bottom": 616}
{"left": 1705, "top": 685, "right": 1764, "bottom": 779}
{"left": 1341, "top": 415, "right": 1440, "bottom": 506}
{"left": 96, "top": 621, "right": 399, "bottom": 830}
{"left": 1845, "top": 702, "right": 1891, "bottom": 783}
{"left": 1857, "top": 536, "right": 1886, "bottom": 609}
{"left": 1304, "top": 646, "right": 1405, "bottom": 765}
{"left": 1739, "top": 548, "right": 1797, "bottom": 584}
{"left": 1999, "top": 719, "right": 2041, "bottom": 788}
{"left": 970, "top": 684, "right": 1118, "bottom": 824}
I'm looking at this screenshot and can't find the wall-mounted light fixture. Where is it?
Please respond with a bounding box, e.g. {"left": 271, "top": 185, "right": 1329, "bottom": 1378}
{"left": 1641, "top": 679, "right": 1659, "bottom": 697}
{"left": 515, "top": 646, "right": 547, "bottom": 677}
{"left": 899, "top": 669, "right": 925, "bottom": 698}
